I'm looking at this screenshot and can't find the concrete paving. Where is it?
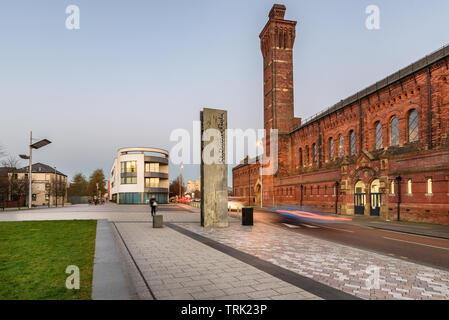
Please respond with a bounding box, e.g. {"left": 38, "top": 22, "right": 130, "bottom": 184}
{"left": 175, "top": 221, "right": 449, "bottom": 300}
{"left": 92, "top": 219, "right": 136, "bottom": 300}
{"left": 3, "top": 203, "right": 447, "bottom": 300}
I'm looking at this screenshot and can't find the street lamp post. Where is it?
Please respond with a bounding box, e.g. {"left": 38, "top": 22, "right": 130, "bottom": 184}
{"left": 256, "top": 141, "right": 263, "bottom": 208}
{"left": 54, "top": 166, "right": 57, "bottom": 207}
{"left": 19, "top": 131, "right": 52, "bottom": 209}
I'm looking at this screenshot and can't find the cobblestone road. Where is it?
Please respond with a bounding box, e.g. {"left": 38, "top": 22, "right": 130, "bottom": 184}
{"left": 175, "top": 221, "right": 449, "bottom": 300}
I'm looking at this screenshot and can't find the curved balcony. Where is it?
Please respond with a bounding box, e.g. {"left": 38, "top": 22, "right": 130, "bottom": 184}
{"left": 144, "top": 156, "right": 169, "bottom": 165}
{"left": 144, "top": 187, "right": 169, "bottom": 193}
{"left": 144, "top": 172, "right": 169, "bottom": 179}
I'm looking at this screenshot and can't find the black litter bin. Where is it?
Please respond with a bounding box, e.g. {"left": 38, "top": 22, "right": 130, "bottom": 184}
{"left": 242, "top": 207, "right": 253, "bottom": 226}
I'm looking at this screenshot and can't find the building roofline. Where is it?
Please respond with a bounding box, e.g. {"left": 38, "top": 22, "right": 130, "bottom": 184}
{"left": 117, "top": 147, "right": 169, "bottom": 157}
{"left": 290, "top": 43, "right": 449, "bottom": 134}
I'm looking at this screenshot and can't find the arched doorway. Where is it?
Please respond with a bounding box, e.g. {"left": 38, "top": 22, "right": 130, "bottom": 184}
{"left": 370, "top": 179, "right": 382, "bottom": 216}
{"left": 354, "top": 180, "right": 366, "bottom": 215}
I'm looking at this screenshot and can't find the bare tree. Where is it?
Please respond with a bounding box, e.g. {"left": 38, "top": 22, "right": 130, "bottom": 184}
{"left": 1, "top": 155, "right": 22, "bottom": 169}
{"left": 0, "top": 144, "right": 6, "bottom": 160}
{"left": 9, "top": 174, "right": 29, "bottom": 209}
{"left": 49, "top": 175, "right": 68, "bottom": 207}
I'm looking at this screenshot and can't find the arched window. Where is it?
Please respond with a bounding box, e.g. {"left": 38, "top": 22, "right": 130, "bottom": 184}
{"left": 350, "top": 130, "right": 356, "bottom": 156}
{"left": 390, "top": 116, "right": 399, "bottom": 146}
{"left": 408, "top": 109, "right": 419, "bottom": 142}
{"left": 313, "top": 143, "right": 317, "bottom": 163}
{"left": 298, "top": 148, "right": 303, "bottom": 168}
{"left": 305, "top": 146, "right": 309, "bottom": 165}
{"left": 407, "top": 179, "right": 412, "bottom": 194}
{"left": 427, "top": 178, "right": 433, "bottom": 194}
{"left": 339, "top": 135, "right": 344, "bottom": 158}
{"left": 375, "top": 121, "right": 383, "bottom": 150}
{"left": 329, "top": 138, "right": 334, "bottom": 161}
{"left": 390, "top": 180, "right": 395, "bottom": 195}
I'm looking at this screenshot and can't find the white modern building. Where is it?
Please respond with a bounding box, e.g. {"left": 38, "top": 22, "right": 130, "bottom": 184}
{"left": 109, "top": 147, "right": 169, "bottom": 204}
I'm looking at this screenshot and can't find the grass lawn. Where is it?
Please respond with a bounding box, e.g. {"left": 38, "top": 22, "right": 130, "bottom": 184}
{"left": 0, "top": 220, "right": 97, "bottom": 300}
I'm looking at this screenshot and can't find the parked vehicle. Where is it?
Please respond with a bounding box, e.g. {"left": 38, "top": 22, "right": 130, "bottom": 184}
{"left": 228, "top": 197, "right": 244, "bottom": 211}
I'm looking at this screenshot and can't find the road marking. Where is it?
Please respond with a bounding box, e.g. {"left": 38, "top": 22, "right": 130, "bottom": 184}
{"left": 383, "top": 236, "right": 449, "bottom": 251}
{"left": 377, "top": 228, "right": 448, "bottom": 240}
{"left": 283, "top": 223, "right": 300, "bottom": 229}
{"left": 312, "top": 224, "right": 355, "bottom": 233}
{"left": 301, "top": 224, "right": 320, "bottom": 229}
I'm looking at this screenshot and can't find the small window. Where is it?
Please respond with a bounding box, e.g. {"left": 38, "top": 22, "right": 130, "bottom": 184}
{"left": 390, "top": 116, "right": 399, "bottom": 146}
{"left": 339, "top": 135, "right": 344, "bottom": 158}
{"left": 390, "top": 180, "right": 395, "bottom": 195}
{"left": 350, "top": 130, "right": 356, "bottom": 156}
{"left": 427, "top": 178, "right": 433, "bottom": 194}
{"left": 305, "top": 146, "right": 310, "bottom": 165}
{"left": 298, "top": 148, "right": 303, "bottom": 168}
{"left": 408, "top": 109, "right": 419, "bottom": 142}
{"left": 313, "top": 143, "right": 317, "bottom": 163}
{"left": 329, "top": 138, "right": 334, "bottom": 161}
{"left": 407, "top": 179, "right": 412, "bottom": 194}
{"left": 375, "top": 121, "right": 383, "bottom": 150}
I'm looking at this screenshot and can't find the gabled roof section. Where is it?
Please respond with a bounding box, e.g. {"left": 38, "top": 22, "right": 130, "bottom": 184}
{"left": 16, "top": 163, "right": 67, "bottom": 176}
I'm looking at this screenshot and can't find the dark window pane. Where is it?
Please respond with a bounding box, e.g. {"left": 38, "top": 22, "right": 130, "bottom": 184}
{"left": 339, "top": 135, "right": 344, "bottom": 158}
{"left": 391, "top": 117, "right": 399, "bottom": 146}
{"left": 375, "top": 122, "right": 383, "bottom": 149}
{"left": 350, "top": 131, "right": 356, "bottom": 155}
{"left": 329, "top": 138, "right": 334, "bottom": 161}
{"left": 408, "top": 109, "right": 419, "bottom": 142}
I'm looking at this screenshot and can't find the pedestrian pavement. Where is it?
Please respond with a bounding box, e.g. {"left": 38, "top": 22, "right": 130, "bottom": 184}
{"left": 113, "top": 220, "right": 319, "bottom": 300}
{"left": 2, "top": 203, "right": 448, "bottom": 300}
{"left": 349, "top": 216, "right": 449, "bottom": 240}
{"left": 174, "top": 221, "right": 449, "bottom": 300}
{"left": 92, "top": 219, "right": 135, "bottom": 300}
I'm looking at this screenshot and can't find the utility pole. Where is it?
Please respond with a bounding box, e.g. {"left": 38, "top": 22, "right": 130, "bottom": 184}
{"left": 54, "top": 166, "right": 57, "bottom": 207}
{"left": 28, "top": 131, "right": 32, "bottom": 209}
{"left": 19, "top": 133, "right": 51, "bottom": 209}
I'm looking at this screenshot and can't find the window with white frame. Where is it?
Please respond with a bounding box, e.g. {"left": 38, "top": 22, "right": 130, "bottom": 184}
{"left": 427, "top": 178, "right": 433, "bottom": 195}
{"left": 407, "top": 179, "right": 412, "bottom": 194}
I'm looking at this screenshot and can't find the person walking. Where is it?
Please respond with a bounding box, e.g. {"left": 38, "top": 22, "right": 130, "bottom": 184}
{"left": 149, "top": 195, "right": 157, "bottom": 216}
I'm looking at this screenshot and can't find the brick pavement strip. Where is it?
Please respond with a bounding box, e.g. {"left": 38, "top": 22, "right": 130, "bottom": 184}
{"left": 114, "top": 221, "right": 321, "bottom": 300}
{"left": 175, "top": 222, "right": 449, "bottom": 300}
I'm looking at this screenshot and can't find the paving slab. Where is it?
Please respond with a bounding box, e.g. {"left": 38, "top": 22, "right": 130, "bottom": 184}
{"left": 174, "top": 221, "right": 449, "bottom": 300}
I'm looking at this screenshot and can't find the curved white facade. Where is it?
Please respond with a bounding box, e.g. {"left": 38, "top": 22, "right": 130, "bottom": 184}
{"left": 109, "top": 147, "right": 169, "bottom": 204}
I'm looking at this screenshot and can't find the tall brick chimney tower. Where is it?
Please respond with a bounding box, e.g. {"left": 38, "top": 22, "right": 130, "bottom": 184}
{"left": 260, "top": 4, "right": 298, "bottom": 134}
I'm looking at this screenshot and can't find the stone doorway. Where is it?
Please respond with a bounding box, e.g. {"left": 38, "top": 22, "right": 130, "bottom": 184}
{"left": 354, "top": 180, "right": 366, "bottom": 215}
{"left": 370, "top": 179, "right": 382, "bottom": 216}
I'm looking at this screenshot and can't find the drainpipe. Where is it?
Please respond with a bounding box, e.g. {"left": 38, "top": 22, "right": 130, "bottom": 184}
{"left": 395, "top": 176, "right": 402, "bottom": 221}
{"left": 334, "top": 181, "right": 339, "bottom": 215}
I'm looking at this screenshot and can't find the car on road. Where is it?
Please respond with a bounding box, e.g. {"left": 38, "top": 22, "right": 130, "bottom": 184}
{"left": 228, "top": 197, "right": 244, "bottom": 211}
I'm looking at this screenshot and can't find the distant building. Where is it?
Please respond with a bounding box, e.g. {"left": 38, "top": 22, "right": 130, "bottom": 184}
{"left": 0, "top": 163, "right": 67, "bottom": 207}
{"left": 186, "top": 179, "right": 201, "bottom": 194}
{"left": 109, "top": 147, "right": 169, "bottom": 204}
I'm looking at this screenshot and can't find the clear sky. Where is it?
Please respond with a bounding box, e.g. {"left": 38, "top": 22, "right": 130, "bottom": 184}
{"left": 1, "top": 0, "right": 449, "bottom": 185}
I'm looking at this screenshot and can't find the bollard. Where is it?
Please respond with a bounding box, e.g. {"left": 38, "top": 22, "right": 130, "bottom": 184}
{"left": 153, "top": 215, "right": 163, "bottom": 228}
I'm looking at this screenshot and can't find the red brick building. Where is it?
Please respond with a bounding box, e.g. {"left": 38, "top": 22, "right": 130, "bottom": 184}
{"left": 232, "top": 4, "right": 449, "bottom": 225}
